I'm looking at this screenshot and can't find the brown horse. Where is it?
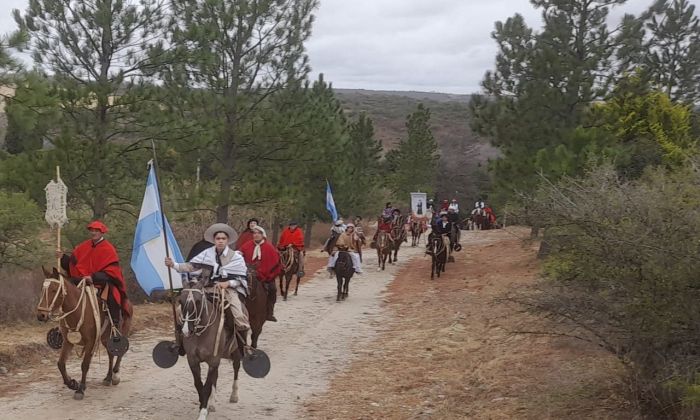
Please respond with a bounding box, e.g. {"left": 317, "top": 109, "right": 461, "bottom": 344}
{"left": 391, "top": 218, "right": 406, "bottom": 262}
{"left": 278, "top": 246, "right": 301, "bottom": 301}
{"left": 376, "top": 231, "right": 392, "bottom": 270}
{"left": 245, "top": 269, "right": 269, "bottom": 349}
{"left": 178, "top": 280, "right": 244, "bottom": 419}
{"left": 410, "top": 220, "right": 423, "bottom": 247}
{"left": 37, "top": 267, "right": 132, "bottom": 400}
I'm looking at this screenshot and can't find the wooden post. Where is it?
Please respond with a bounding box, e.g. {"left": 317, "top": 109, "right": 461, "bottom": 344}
{"left": 56, "top": 166, "right": 62, "bottom": 270}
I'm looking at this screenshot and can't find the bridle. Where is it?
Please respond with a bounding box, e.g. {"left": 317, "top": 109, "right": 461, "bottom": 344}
{"left": 37, "top": 275, "right": 102, "bottom": 346}
{"left": 179, "top": 286, "right": 220, "bottom": 337}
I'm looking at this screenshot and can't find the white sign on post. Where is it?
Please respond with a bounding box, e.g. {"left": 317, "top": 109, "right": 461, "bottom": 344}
{"left": 410, "top": 192, "right": 428, "bottom": 217}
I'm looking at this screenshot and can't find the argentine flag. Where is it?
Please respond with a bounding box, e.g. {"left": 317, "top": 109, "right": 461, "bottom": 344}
{"left": 131, "top": 162, "right": 184, "bottom": 295}
{"left": 326, "top": 180, "right": 339, "bottom": 222}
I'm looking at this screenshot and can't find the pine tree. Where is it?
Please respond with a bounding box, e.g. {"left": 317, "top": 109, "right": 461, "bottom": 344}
{"left": 155, "top": 0, "right": 319, "bottom": 223}
{"left": 387, "top": 104, "right": 439, "bottom": 201}
{"left": 13, "top": 0, "right": 167, "bottom": 219}
{"left": 642, "top": 0, "right": 700, "bottom": 104}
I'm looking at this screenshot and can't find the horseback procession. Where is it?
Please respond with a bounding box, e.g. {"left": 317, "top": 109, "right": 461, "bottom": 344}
{"left": 34, "top": 167, "right": 496, "bottom": 418}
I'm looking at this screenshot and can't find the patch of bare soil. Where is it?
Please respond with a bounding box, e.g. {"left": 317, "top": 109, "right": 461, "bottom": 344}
{"left": 305, "top": 228, "right": 636, "bottom": 419}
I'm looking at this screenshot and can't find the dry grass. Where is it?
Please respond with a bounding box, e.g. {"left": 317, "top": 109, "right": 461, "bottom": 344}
{"left": 305, "top": 228, "right": 637, "bottom": 419}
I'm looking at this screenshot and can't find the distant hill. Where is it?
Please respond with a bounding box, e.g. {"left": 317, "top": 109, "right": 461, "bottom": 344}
{"left": 335, "top": 88, "right": 497, "bottom": 205}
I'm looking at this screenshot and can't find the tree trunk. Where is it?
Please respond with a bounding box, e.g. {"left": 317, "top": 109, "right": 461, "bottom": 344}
{"left": 304, "top": 218, "right": 314, "bottom": 249}
{"left": 271, "top": 214, "right": 280, "bottom": 245}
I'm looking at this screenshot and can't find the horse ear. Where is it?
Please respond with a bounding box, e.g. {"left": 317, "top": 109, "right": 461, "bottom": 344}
{"left": 42, "top": 266, "right": 52, "bottom": 278}
{"left": 52, "top": 267, "right": 60, "bottom": 279}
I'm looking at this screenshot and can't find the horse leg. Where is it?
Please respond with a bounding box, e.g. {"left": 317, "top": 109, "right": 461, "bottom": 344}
{"left": 58, "top": 341, "right": 79, "bottom": 392}
{"left": 188, "top": 359, "right": 206, "bottom": 417}
{"left": 74, "top": 343, "right": 95, "bottom": 400}
{"left": 103, "top": 353, "right": 114, "bottom": 385}
{"left": 294, "top": 271, "right": 300, "bottom": 296}
{"left": 285, "top": 274, "right": 293, "bottom": 300}
{"left": 278, "top": 275, "right": 286, "bottom": 301}
{"left": 343, "top": 277, "right": 350, "bottom": 299}
{"left": 201, "top": 363, "right": 219, "bottom": 414}
{"left": 230, "top": 356, "right": 241, "bottom": 403}
{"left": 336, "top": 274, "right": 342, "bottom": 302}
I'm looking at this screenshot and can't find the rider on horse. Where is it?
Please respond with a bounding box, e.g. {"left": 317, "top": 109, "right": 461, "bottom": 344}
{"left": 382, "top": 202, "right": 394, "bottom": 219}
{"left": 235, "top": 218, "right": 259, "bottom": 250}
{"left": 327, "top": 223, "right": 363, "bottom": 274}
{"left": 391, "top": 208, "right": 408, "bottom": 243}
{"left": 448, "top": 198, "right": 459, "bottom": 214}
{"left": 165, "top": 223, "right": 250, "bottom": 351}
{"left": 238, "top": 226, "right": 282, "bottom": 322}
{"left": 57, "top": 220, "right": 130, "bottom": 328}
{"left": 277, "top": 221, "right": 305, "bottom": 277}
{"left": 372, "top": 214, "right": 395, "bottom": 247}
{"left": 427, "top": 213, "right": 452, "bottom": 253}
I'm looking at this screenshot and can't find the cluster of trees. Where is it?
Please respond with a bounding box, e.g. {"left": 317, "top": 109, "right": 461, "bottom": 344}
{"left": 473, "top": 0, "right": 700, "bottom": 414}
{"left": 0, "top": 0, "right": 440, "bottom": 267}
{"left": 471, "top": 0, "right": 700, "bottom": 204}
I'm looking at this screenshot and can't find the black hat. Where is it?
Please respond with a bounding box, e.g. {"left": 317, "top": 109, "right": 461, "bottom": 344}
{"left": 289, "top": 221, "right": 299, "bottom": 226}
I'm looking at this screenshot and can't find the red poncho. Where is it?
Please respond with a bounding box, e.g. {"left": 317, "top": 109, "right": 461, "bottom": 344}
{"left": 377, "top": 221, "right": 392, "bottom": 233}
{"left": 239, "top": 240, "right": 282, "bottom": 282}
{"left": 68, "top": 239, "right": 127, "bottom": 308}
{"left": 277, "top": 227, "right": 305, "bottom": 250}
{"left": 235, "top": 230, "right": 254, "bottom": 250}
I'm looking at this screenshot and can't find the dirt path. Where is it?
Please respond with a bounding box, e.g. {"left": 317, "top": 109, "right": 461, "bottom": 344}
{"left": 306, "top": 228, "right": 634, "bottom": 419}
{"left": 0, "top": 243, "right": 425, "bottom": 419}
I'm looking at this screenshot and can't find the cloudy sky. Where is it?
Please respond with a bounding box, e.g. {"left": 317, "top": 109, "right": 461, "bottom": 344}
{"left": 1, "top": 0, "right": 690, "bottom": 94}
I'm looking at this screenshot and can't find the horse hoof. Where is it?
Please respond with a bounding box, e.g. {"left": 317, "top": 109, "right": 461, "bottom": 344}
{"left": 67, "top": 379, "right": 80, "bottom": 390}
{"left": 73, "top": 391, "right": 84, "bottom": 400}
{"left": 229, "top": 395, "right": 238, "bottom": 403}
{"left": 102, "top": 378, "right": 111, "bottom": 386}
{"left": 111, "top": 375, "right": 120, "bottom": 386}
{"left": 283, "top": 297, "right": 287, "bottom": 301}
{"left": 294, "top": 292, "right": 297, "bottom": 296}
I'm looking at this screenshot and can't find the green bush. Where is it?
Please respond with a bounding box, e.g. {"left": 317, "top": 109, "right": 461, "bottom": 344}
{"left": 519, "top": 164, "right": 700, "bottom": 417}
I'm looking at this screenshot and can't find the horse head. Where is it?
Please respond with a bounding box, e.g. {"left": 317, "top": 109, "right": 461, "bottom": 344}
{"left": 179, "top": 281, "right": 206, "bottom": 338}
{"left": 37, "top": 267, "right": 65, "bottom": 322}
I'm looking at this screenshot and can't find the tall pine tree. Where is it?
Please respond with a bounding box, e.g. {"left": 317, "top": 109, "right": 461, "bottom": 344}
{"left": 386, "top": 104, "right": 439, "bottom": 202}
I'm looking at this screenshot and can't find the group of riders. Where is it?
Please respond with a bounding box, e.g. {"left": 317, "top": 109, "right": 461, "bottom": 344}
{"left": 54, "top": 196, "right": 496, "bottom": 356}
{"left": 57, "top": 218, "right": 311, "bottom": 356}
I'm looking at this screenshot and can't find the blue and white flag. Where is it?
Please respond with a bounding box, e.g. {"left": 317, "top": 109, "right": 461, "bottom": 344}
{"left": 131, "top": 162, "right": 184, "bottom": 295}
{"left": 326, "top": 180, "right": 339, "bottom": 222}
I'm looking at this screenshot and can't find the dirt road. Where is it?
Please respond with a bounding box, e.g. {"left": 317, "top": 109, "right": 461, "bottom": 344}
{"left": 0, "top": 243, "right": 425, "bottom": 420}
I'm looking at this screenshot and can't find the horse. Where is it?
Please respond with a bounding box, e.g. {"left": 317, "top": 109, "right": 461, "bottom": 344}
{"left": 334, "top": 251, "right": 354, "bottom": 301}
{"left": 391, "top": 216, "right": 407, "bottom": 262}
{"left": 447, "top": 224, "right": 461, "bottom": 262}
{"left": 469, "top": 208, "right": 487, "bottom": 230}
{"left": 179, "top": 280, "right": 245, "bottom": 419}
{"left": 376, "top": 230, "right": 393, "bottom": 270}
{"left": 278, "top": 246, "right": 301, "bottom": 301}
{"left": 409, "top": 220, "right": 420, "bottom": 247}
{"left": 37, "top": 267, "right": 132, "bottom": 400}
{"left": 426, "top": 234, "right": 447, "bottom": 279}
{"left": 245, "top": 269, "right": 269, "bottom": 350}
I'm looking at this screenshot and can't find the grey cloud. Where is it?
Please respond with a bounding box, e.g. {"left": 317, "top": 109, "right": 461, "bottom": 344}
{"left": 1, "top": 0, "right": 698, "bottom": 94}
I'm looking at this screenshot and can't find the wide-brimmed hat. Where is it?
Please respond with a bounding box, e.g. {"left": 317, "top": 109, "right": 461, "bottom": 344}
{"left": 204, "top": 223, "right": 238, "bottom": 244}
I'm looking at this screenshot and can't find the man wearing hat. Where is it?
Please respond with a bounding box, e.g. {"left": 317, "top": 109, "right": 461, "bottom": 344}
{"left": 57, "top": 220, "right": 131, "bottom": 327}
{"left": 165, "top": 223, "right": 250, "bottom": 334}
{"left": 277, "top": 221, "right": 305, "bottom": 277}
{"left": 327, "top": 223, "right": 363, "bottom": 275}
{"left": 238, "top": 226, "right": 282, "bottom": 322}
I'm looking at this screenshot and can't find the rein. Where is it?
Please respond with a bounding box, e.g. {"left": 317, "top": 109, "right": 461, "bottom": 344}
{"left": 281, "top": 247, "right": 298, "bottom": 273}
{"left": 180, "top": 286, "right": 230, "bottom": 357}
{"left": 37, "top": 275, "right": 102, "bottom": 349}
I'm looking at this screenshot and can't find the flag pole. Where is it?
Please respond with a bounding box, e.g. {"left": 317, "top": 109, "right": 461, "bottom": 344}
{"left": 150, "top": 140, "right": 178, "bottom": 337}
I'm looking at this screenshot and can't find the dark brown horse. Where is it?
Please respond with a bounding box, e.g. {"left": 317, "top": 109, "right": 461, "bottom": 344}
{"left": 278, "top": 246, "right": 301, "bottom": 301}
{"left": 376, "top": 231, "right": 392, "bottom": 270}
{"left": 391, "top": 216, "right": 407, "bottom": 262}
{"left": 37, "top": 267, "right": 132, "bottom": 400}
{"left": 426, "top": 234, "right": 447, "bottom": 279}
{"left": 334, "top": 251, "right": 354, "bottom": 301}
{"left": 178, "top": 281, "right": 244, "bottom": 419}
{"left": 245, "top": 269, "right": 269, "bottom": 349}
